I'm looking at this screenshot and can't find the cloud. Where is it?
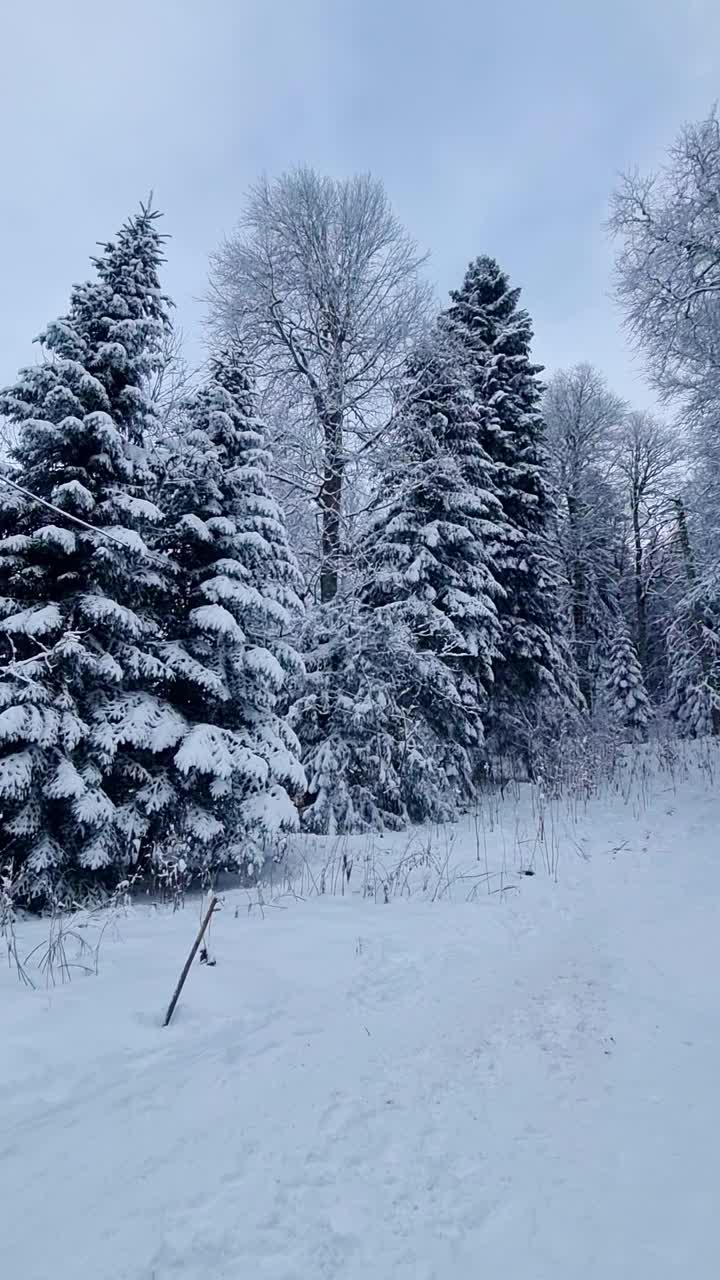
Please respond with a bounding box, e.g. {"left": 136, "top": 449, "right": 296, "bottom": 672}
{"left": 1, "top": 0, "right": 718, "bottom": 408}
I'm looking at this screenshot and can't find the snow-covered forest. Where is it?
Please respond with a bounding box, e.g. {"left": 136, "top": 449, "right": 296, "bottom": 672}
{"left": 2, "top": 111, "right": 719, "bottom": 906}
{"left": 2, "top": 2, "right": 720, "bottom": 1265}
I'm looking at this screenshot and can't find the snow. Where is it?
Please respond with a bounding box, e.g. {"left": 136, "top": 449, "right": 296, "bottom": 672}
{"left": 51, "top": 479, "right": 96, "bottom": 512}
{"left": 101, "top": 494, "right": 165, "bottom": 524}
{"left": 78, "top": 593, "right": 147, "bottom": 637}
{"left": 178, "top": 513, "right": 213, "bottom": 541}
{"left": 190, "top": 602, "right": 245, "bottom": 640}
{"left": 1, "top": 741, "right": 719, "bottom": 1278}
{"left": 93, "top": 693, "right": 187, "bottom": 756}
{"left": 46, "top": 758, "right": 86, "bottom": 800}
{"left": 174, "top": 723, "right": 237, "bottom": 778}
{"left": 101, "top": 525, "right": 153, "bottom": 555}
{"left": 0, "top": 602, "right": 62, "bottom": 637}
{"left": 245, "top": 643, "right": 286, "bottom": 686}
{"left": 0, "top": 704, "right": 60, "bottom": 746}
{"left": 33, "top": 523, "right": 77, "bottom": 554}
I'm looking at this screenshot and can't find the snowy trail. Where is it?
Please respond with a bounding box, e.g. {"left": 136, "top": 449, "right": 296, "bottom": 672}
{"left": 2, "top": 770, "right": 719, "bottom": 1277}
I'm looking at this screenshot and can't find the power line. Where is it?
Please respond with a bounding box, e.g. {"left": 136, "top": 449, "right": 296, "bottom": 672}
{"left": 0, "top": 473, "right": 168, "bottom": 565}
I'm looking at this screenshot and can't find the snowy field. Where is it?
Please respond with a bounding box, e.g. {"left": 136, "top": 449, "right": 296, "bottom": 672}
{"left": 1, "top": 740, "right": 719, "bottom": 1279}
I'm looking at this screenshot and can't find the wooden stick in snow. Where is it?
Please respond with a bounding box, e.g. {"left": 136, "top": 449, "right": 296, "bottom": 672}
{"left": 162, "top": 894, "right": 218, "bottom": 1027}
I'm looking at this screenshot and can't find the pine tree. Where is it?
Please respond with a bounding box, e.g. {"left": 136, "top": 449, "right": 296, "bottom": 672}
{"left": 445, "top": 257, "right": 578, "bottom": 758}
{"left": 0, "top": 207, "right": 174, "bottom": 897}
{"left": 602, "top": 624, "right": 652, "bottom": 740}
{"left": 295, "top": 338, "right": 505, "bottom": 831}
{"left": 150, "top": 344, "right": 306, "bottom": 872}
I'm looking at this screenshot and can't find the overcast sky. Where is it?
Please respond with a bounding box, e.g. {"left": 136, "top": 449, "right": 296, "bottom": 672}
{"left": 2, "top": 0, "right": 719, "bottom": 404}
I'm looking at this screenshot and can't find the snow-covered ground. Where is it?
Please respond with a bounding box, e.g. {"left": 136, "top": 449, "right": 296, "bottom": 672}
{"left": 1, "top": 741, "right": 719, "bottom": 1278}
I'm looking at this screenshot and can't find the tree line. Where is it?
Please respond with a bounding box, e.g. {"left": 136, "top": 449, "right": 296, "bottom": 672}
{"left": 1, "top": 107, "right": 719, "bottom": 902}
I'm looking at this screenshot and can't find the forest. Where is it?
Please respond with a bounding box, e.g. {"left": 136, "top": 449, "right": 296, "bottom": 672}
{"left": 1, "top": 107, "right": 719, "bottom": 906}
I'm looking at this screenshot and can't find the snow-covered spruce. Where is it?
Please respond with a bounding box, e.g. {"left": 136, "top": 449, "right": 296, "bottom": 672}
{"left": 666, "top": 578, "right": 720, "bottom": 738}
{"left": 445, "top": 257, "right": 580, "bottom": 758}
{"left": 601, "top": 624, "right": 652, "bottom": 741}
{"left": 294, "top": 599, "right": 464, "bottom": 833}
{"left": 296, "top": 338, "right": 505, "bottom": 833}
{"left": 151, "top": 342, "right": 306, "bottom": 874}
{"left": 0, "top": 206, "right": 175, "bottom": 898}
{"left": 362, "top": 339, "right": 507, "bottom": 791}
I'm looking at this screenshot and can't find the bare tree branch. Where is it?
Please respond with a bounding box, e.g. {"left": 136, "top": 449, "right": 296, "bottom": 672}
{"left": 209, "top": 169, "right": 432, "bottom": 601}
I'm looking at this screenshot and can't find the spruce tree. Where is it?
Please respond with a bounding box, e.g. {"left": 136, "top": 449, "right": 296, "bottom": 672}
{"left": 296, "top": 338, "right": 505, "bottom": 831}
{"left": 666, "top": 579, "right": 720, "bottom": 737}
{"left": 602, "top": 624, "right": 652, "bottom": 740}
{"left": 445, "top": 257, "right": 578, "bottom": 757}
{"left": 361, "top": 338, "right": 502, "bottom": 713}
{"left": 0, "top": 207, "right": 174, "bottom": 896}
{"left": 295, "top": 599, "right": 462, "bottom": 833}
{"left": 150, "top": 344, "right": 306, "bottom": 872}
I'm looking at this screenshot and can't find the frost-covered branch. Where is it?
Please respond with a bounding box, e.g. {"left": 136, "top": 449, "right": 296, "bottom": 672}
{"left": 209, "top": 169, "right": 432, "bottom": 600}
{"left": 610, "top": 108, "right": 720, "bottom": 423}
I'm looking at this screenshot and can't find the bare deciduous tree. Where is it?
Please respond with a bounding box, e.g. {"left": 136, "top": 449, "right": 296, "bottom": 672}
{"left": 610, "top": 108, "right": 720, "bottom": 426}
{"left": 612, "top": 411, "right": 686, "bottom": 669}
{"left": 543, "top": 364, "right": 626, "bottom": 704}
{"left": 209, "top": 169, "right": 431, "bottom": 602}
{"left": 148, "top": 324, "right": 197, "bottom": 436}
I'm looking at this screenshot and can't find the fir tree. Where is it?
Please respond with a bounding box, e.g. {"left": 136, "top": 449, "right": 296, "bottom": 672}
{"left": 295, "top": 338, "right": 505, "bottom": 832}
{"left": 445, "top": 257, "right": 578, "bottom": 757}
{"left": 0, "top": 207, "right": 174, "bottom": 896}
{"left": 602, "top": 624, "right": 652, "bottom": 740}
{"left": 361, "top": 337, "right": 503, "bottom": 721}
{"left": 666, "top": 578, "right": 720, "bottom": 737}
{"left": 295, "top": 599, "right": 462, "bottom": 833}
{"left": 149, "top": 344, "right": 306, "bottom": 872}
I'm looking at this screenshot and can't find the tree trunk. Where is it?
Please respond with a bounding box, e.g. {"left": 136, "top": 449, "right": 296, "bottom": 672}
{"left": 632, "top": 490, "right": 648, "bottom": 670}
{"left": 572, "top": 560, "right": 592, "bottom": 709}
{"left": 566, "top": 494, "right": 592, "bottom": 709}
{"left": 319, "top": 409, "right": 343, "bottom": 604}
{"left": 673, "top": 496, "right": 697, "bottom": 587}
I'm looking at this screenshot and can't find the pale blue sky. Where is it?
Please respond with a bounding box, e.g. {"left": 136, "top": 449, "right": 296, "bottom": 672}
{"left": 1, "top": 0, "right": 719, "bottom": 405}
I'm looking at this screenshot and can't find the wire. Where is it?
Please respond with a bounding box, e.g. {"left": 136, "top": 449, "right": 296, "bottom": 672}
{"left": 0, "top": 473, "right": 168, "bottom": 566}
